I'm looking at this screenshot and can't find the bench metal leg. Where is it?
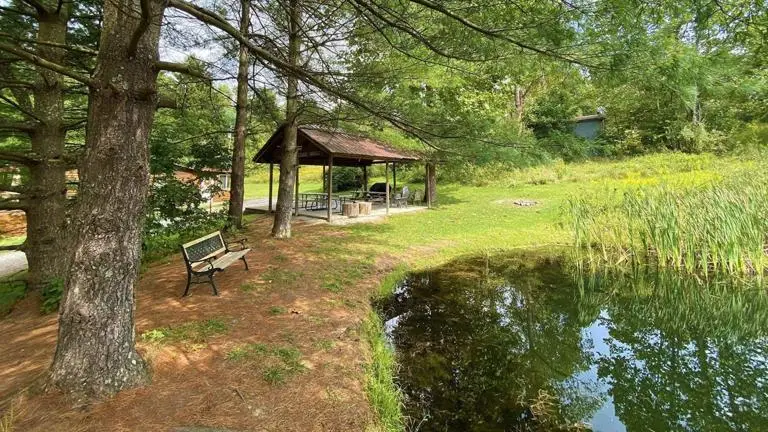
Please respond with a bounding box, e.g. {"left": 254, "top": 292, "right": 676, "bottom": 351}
{"left": 182, "top": 271, "right": 219, "bottom": 297}
{"left": 241, "top": 256, "right": 249, "bottom": 271}
{"left": 210, "top": 274, "right": 219, "bottom": 296}
{"left": 183, "top": 273, "right": 192, "bottom": 297}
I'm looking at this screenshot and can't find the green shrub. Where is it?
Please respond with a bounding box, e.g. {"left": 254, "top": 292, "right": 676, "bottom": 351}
{"left": 729, "top": 122, "right": 768, "bottom": 153}
{"left": 142, "top": 172, "right": 229, "bottom": 262}
{"left": 539, "top": 131, "right": 605, "bottom": 162}
{"left": 142, "top": 211, "right": 227, "bottom": 263}
{"left": 226, "top": 342, "right": 306, "bottom": 385}
{"left": 325, "top": 166, "right": 362, "bottom": 191}
{"left": 141, "top": 318, "right": 229, "bottom": 344}
{"left": 0, "top": 279, "right": 26, "bottom": 317}
{"left": 40, "top": 278, "right": 64, "bottom": 314}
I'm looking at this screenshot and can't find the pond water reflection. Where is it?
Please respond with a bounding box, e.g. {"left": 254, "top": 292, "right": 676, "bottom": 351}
{"left": 376, "top": 251, "right": 768, "bottom": 431}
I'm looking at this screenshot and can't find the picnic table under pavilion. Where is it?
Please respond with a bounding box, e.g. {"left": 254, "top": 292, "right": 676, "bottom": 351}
{"left": 250, "top": 125, "right": 432, "bottom": 222}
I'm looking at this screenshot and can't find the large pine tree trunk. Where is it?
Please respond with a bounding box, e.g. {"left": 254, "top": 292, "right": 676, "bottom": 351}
{"left": 48, "top": 0, "right": 165, "bottom": 397}
{"left": 24, "top": 4, "right": 72, "bottom": 293}
{"left": 227, "top": 0, "right": 250, "bottom": 230}
{"left": 271, "top": 0, "right": 301, "bottom": 239}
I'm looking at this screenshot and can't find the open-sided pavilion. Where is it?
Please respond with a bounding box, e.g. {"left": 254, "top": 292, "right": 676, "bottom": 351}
{"left": 252, "top": 125, "right": 431, "bottom": 222}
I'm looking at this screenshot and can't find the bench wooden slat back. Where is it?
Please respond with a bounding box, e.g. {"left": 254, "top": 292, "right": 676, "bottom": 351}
{"left": 182, "top": 231, "right": 226, "bottom": 263}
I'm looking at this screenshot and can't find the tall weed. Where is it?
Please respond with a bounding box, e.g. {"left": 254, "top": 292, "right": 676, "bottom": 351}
{"left": 569, "top": 168, "right": 768, "bottom": 277}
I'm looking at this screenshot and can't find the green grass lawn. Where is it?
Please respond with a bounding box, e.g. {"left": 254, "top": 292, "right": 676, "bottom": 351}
{"left": 0, "top": 235, "right": 25, "bottom": 248}
{"left": 245, "top": 165, "right": 326, "bottom": 198}
{"left": 293, "top": 153, "right": 759, "bottom": 269}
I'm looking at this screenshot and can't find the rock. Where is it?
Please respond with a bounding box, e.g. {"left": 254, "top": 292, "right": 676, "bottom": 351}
{"left": 513, "top": 199, "right": 538, "bottom": 207}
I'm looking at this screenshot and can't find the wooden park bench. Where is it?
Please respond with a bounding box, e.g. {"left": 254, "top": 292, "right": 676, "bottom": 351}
{"left": 180, "top": 231, "right": 251, "bottom": 296}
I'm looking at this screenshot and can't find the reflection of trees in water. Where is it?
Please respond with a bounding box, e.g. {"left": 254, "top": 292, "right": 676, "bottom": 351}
{"left": 577, "top": 268, "right": 768, "bottom": 431}
{"left": 380, "top": 252, "right": 768, "bottom": 432}
{"left": 378, "top": 254, "right": 603, "bottom": 431}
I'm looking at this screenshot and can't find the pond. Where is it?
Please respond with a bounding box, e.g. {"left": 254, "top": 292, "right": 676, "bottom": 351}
{"left": 376, "top": 251, "right": 768, "bottom": 431}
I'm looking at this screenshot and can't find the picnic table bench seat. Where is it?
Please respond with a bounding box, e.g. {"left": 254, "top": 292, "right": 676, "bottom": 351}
{"left": 181, "top": 231, "right": 251, "bottom": 296}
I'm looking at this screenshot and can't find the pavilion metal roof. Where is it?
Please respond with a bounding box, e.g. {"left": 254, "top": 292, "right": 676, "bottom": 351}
{"left": 253, "top": 125, "right": 421, "bottom": 167}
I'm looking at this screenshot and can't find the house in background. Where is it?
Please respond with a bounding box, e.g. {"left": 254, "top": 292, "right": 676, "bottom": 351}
{"left": 57, "top": 166, "right": 231, "bottom": 206}
{"left": 173, "top": 165, "right": 231, "bottom": 205}
{"left": 571, "top": 113, "right": 606, "bottom": 140}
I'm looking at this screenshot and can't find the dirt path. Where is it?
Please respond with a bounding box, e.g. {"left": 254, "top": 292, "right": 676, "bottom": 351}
{"left": 0, "top": 216, "right": 397, "bottom": 431}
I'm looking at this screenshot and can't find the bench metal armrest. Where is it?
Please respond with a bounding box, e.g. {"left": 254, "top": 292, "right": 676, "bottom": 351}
{"left": 189, "top": 257, "right": 216, "bottom": 272}
{"left": 225, "top": 238, "right": 248, "bottom": 252}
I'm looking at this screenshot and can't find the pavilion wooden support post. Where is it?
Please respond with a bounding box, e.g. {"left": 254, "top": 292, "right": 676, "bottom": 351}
{"left": 268, "top": 163, "right": 274, "bottom": 212}
{"left": 425, "top": 162, "right": 436, "bottom": 208}
{"left": 385, "top": 162, "right": 390, "bottom": 216}
{"left": 327, "top": 155, "right": 333, "bottom": 222}
{"left": 362, "top": 165, "right": 368, "bottom": 191}
{"left": 393, "top": 162, "right": 397, "bottom": 192}
{"left": 294, "top": 166, "right": 300, "bottom": 216}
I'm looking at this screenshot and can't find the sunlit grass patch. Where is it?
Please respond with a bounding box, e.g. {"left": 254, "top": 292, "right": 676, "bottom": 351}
{"left": 240, "top": 281, "right": 260, "bottom": 292}
{"left": 226, "top": 342, "right": 306, "bottom": 385}
{"left": 226, "top": 342, "right": 270, "bottom": 361}
{"left": 313, "top": 339, "right": 335, "bottom": 351}
{"left": 321, "top": 259, "right": 375, "bottom": 293}
{"left": 268, "top": 305, "right": 287, "bottom": 315}
{"left": 141, "top": 318, "right": 229, "bottom": 345}
{"left": 260, "top": 267, "right": 303, "bottom": 285}
{"left": 273, "top": 253, "right": 289, "bottom": 263}
{"left": 0, "top": 235, "right": 25, "bottom": 248}
{"left": 362, "top": 312, "right": 404, "bottom": 432}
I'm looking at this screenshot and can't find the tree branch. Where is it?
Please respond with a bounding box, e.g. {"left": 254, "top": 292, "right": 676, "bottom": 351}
{"left": 0, "top": 31, "right": 98, "bottom": 56}
{"left": 0, "top": 184, "right": 27, "bottom": 194}
{"left": 0, "top": 120, "right": 36, "bottom": 133}
{"left": 0, "top": 199, "right": 28, "bottom": 211}
{"left": 407, "top": 0, "right": 596, "bottom": 68}
{"left": 62, "top": 118, "right": 87, "bottom": 131}
{"left": 0, "top": 42, "right": 93, "bottom": 86}
{"left": 0, "top": 5, "right": 37, "bottom": 18}
{"left": 168, "top": 0, "right": 441, "bottom": 148}
{"left": 0, "top": 79, "right": 35, "bottom": 89}
{"left": 0, "top": 150, "right": 39, "bottom": 165}
{"left": 128, "top": 0, "right": 151, "bottom": 57}
{"left": 0, "top": 94, "right": 42, "bottom": 122}
{"left": 20, "top": 0, "right": 50, "bottom": 16}
{"left": 349, "top": 0, "right": 488, "bottom": 62}
{"left": 156, "top": 61, "right": 209, "bottom": 80}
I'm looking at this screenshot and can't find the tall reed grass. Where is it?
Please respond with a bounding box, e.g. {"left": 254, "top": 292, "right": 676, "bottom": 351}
{"left": 569, "top": 168, "right": 768, "bottom": 277}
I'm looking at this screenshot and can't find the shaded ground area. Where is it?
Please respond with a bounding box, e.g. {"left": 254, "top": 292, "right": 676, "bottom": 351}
{"left": 0, "top": 216, "right": 395, "bottom": 431}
